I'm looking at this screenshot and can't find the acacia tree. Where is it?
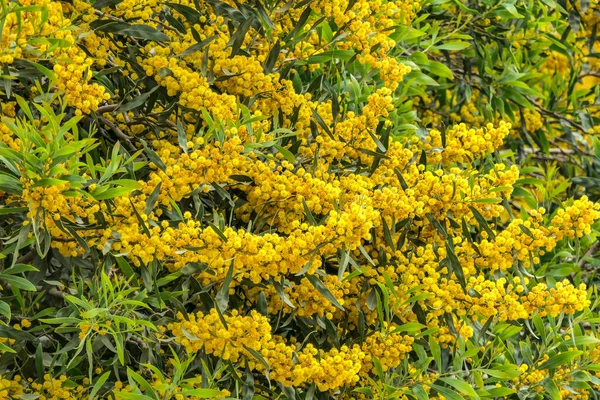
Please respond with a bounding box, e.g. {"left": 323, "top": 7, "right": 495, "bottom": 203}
{"left": 0, "top": 0, "right": 599, "bottom": 399}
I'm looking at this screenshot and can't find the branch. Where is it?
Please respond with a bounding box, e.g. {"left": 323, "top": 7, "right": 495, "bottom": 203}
{"left": 16, "top": 250, "right": 35, "bottom": 265}
{"left": 97, "top": 116, "right": 138, "bottom": 153}
{"left": 534, "top": 104, "right": 588, "bottom": 133}
{"left": 95, "top": 104, "right": 119, "bottom": 115}
{"left": 578, "top": 241, "right": 600, "bottom": 268}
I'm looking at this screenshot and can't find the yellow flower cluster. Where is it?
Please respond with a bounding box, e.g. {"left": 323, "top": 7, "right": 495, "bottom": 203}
{"left": 426, "top": 121, "right": 511, "bottom": 165}
{"left": 167, "top": 309, "right": 366, "bottom": 391}
{"left": 29, "top": 374, "right": 87, "bottom": 400}
{"left": 361, "top": 328, "right": 414, "bottom": 374}
{"left": 0, "top": 0, "right": 61, "bottom": 64}
{"left": 1, "top": 0, "right": 109, "bottom": 114}
{"left": 310, "top": 0, "right": 418, "bottom": 89}
{"left": 521, "top": 108, "right": 544, "bottom": 133}
{"left": 461, "top": 276, "right": 530, "bottom": 321}
{"left": 167, "top": 309, "right": 272, "bottom": 363}
{"left": 281, "top": 343, "right": 365, "bottom": 392}
{"left": 522, "top": 280, "right": 590, "bottom": 318}
{"left": 21, "top": 176, "right": 104, "bottom": 257}
{"left": 0, "top": 376, "right": 24, "bottom": 399}
{"left": 236, "top": 160, "right": 343, "bottom": 233}
{"left": 516, "top": 350, "right": 589, "bottom": 399}
{"left": 53, "top": 50, "right": 111, "bottom": 115}
{"left": 549, "top": 196, "right": 600, "bottom": 240}
{"left": 283, "top": 276, "right": 347, "bottom": 317}
{"left": 147, "top": 56, "right": 237, "bottom": 122}
{"left": 0, "top": 106, "right": 20, "bottom": 151}
{"left": 423, "top": 89, "right": 547, "bottom": 141}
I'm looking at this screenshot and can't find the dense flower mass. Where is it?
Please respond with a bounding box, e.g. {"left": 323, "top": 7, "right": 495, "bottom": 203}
{"left": 0, "top": 0, "right": 600, "bottom": 398}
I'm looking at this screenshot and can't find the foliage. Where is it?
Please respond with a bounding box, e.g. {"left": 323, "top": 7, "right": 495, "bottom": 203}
{"left": 0, "top": 0, "right": 599, "bottom": 398}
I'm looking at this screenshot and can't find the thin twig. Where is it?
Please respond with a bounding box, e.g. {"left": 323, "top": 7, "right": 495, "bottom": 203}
{"left": 97, "top": 116, "right": 138, "bottom": 153}
{"left": 578, "top": 240, "right": 600, "bottom": 268}
{"left": 96, "top": 104, "right": 119, "bottom": 115}
{"left": 535, "top": 104, "right": 588, "bottom": 133}
{"left": 16, "top": 250, "right": 35, "bottom": 265}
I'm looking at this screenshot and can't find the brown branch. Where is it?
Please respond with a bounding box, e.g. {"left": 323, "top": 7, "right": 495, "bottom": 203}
{"left": 534, "top": 104, "right": 588, "bottom": 133}
{"left": 578, "top": 240, "right": 600, "bottom": 268}
{"left": 16, "top": 250, "right": 35, "bottom": 265}
{"left": 95, "top": 104, "right": 119, "bottom": 115}
{"left": 127, "top": 335, "right": 149, "bottom": 348}
{"left": 97, "top": 116, "right": 138, "bottom": 153}
{"left": 581, "top": 72, "right": 600, "bottom": 79}
{"left": 51, "top": 234, "right": 103, "bottom": 242}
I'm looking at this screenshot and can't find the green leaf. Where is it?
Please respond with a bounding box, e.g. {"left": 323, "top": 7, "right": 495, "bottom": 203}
{"left": 307, "top": 274, "right": 344, "bottom": 310}
{"left": 89, "top": 371, "right": 112, "bottom": 400}
{"left": 562, "top": 335, "right": 600, "bottom": 347}
{"left": 228, "top": 18, "right": 253, "bottom": 57}
{"left": 127, "top": 368, "right": 158, "bottom": 400}
{"left": 532, "top": 314, "right": 546, "bottom": 345}
{"left": 119, "top": 24, "right": 170, "bottom": 41}
{"left": 479, "top": 369, "right": 512, "bottom": 379}
{"left": 180, "top": 389, "right": 222, "bottom": 398}
{"left": 273, "top": 279, "right": 295, "bottom": 309}
{"left": 242, "top": 344, "right": 271, "bottom": 381}
{"left": 393, "top": 322, "right": 426, "bottom": 333}
{"left": 538, "top": 351, "right": 583, "bottom": 370}
{"left": 4, "top": 264, "right": 39, "bottom": 274}
{"left": 117, "top": 86, "right": 159, "bottom": 113}
{"left": 0, "top": 300, "right": 10, "bottom": 321}
{"left": 430, "top": 336, "right": 442, "bottom": 371}
{"left": 439, "top": 377, "right": 478, "bottom": 397}
{"left": 115, "top": 393, "right": 155, "bottom": 400}
{"left": 0, "top": 173, "right": 22, "bottom": 194}
{"left": 215, "top": 261, "right": 234, "bottom": 312}
{"left": 39, "top": 317, "right": 82, "bottom": 325}
{"left": 178, "top": 35, "right": 218, "bottom": 57}
{"left": 426, "top": 213, "right": 447, "bottom": 237}
{"left": 0, "top": 207, "right": 28, "bottom": 215}
{"left": 436, "top": 41, "right": 471, "bottom": 51}
{"left": 542, "top": 379, "right": 561, "bottom": 400}
{"left": 273, "top": 144, "right": 296, "bottom": 163}
{"left": 164, "top": 2, "right": 201, "bottom": 22}
{"left": 584, "top": 364, "right": 600, "bottom": 372}
{"left": 139, "top": 138, "right": 166, "bottom": 172}
{"left": 15, "top": 95, "right": 34, "bottom": 121}
{"left": 307, "top": 49, "right": 355, "bottom": 64}
{"left": 469, "top": 206, "right": 495, "bottom": 239}
{"left": 501, "top": 3, "right": 523, "bottom": 18}
{"left": 27, "top": 60, "right": 57, "bottom": 82}
{"left": 487, "top": 387, "right": 515, "bottom": 396}
{"left": 0, "top": 274, "right": 36, "bottom": 291}
{"left": 207, "top": 222, "right": 228, "bottom": 242}
{"left": 177, "top": 122, "right": 188, "bottom": 154}
{"left": 264, "top": 39, "right": 281, "bottom": 73}
{"left": 428, "top": 61, "right": 453, "bottom": 79}
{"left": 0, "top": 342, "right": 16, "bottom": 353}
{"left": 412, "top": 384, "right": 429, "bottom": 400}
{"left": 303, "top": 198, "right": 317, "bottom": 225}
{"left": 471, "top": 197, "right": 502, "bottom": 204}
{"left": 429, "top": 383, "right": 465, "bottom": 400}
{"left": 445, "top": 242, "right": 466, "bottom": 289}
{"left": 145, "top": 183, "right": 162, "bottom": 216}
{"left": 92, "top": 183, "right": 141, "bottom": 200}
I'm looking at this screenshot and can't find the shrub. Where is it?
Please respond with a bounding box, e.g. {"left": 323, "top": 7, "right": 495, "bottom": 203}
{"left": 0, "top": 0, "right": 599, "bottom": 399}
